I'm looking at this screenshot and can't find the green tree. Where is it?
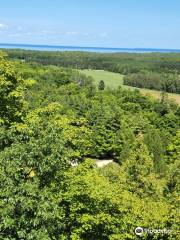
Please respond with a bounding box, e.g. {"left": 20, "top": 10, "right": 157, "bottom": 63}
{"left": 144, "top": 128, "right": 165, "bottom": 173}
{"left": 0, "top": 51, "right": 27, "bottom": 125}
{"left": 0, "top": 104, "right": 92, "bottom": 239}
{"left": 166, "top": 130, "right": 180, "bottom": 194}
{"left": 98, "top": 80, "right": 105, "bottom": 90}
{"left": 120, "top": 135, "right": 166, "bottom": 197}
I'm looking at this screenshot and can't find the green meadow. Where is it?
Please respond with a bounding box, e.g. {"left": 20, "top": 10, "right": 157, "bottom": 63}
{"left": 80, "top": 69, "right": 124, "bottom": 89}
{"left": 80, "top": 69, "right": 180, "bottom": 105}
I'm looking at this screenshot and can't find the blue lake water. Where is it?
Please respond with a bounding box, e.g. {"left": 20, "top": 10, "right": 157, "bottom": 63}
{"left": 0, "top": 43, "right": 180, "bottom": 53}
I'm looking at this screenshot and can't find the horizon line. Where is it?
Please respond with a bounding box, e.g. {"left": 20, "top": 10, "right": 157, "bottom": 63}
{"left": 0, "top": 42, "right": 180, "bottom": 52}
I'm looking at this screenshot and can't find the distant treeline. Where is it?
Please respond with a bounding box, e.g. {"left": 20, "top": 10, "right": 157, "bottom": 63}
{"left": 124, "top": 71, "right": 180, "bottom": 93}
{"left": 4, "top": 49, "right": 180, "bottom": 94}
{"left": 5, "top": 49, "right": 180, "bottom": 73}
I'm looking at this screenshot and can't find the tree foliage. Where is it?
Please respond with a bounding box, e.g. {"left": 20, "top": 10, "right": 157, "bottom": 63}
{"left": 0, "top": 52, "right": 28, "bottom": 125}
{"left": 0, "top": 51, "right": 179, "bottom": 239}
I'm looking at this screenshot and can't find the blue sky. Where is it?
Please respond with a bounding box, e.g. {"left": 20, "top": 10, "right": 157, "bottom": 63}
{"left": 0, "top": 0, "right": 180, "bottom": 48}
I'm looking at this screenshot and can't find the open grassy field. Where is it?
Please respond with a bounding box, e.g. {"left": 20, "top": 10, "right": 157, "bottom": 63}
{"left": 139, "top": 88, "right": 180, "bottom": 105}
{"left": 80, "top": 69, "right": 124, "bottom": 89}
{"left": 80, "top": 69, "right": 180, "bottom": 105}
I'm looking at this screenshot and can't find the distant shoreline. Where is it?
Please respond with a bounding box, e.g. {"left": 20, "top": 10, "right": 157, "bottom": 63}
{"left": 1, "top": 43, "right": 180, "bottom": 53}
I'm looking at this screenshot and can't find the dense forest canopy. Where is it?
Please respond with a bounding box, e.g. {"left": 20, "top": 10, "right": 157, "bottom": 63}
{"left": 0, "top": 50, "right": 179, "bottom": 239}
